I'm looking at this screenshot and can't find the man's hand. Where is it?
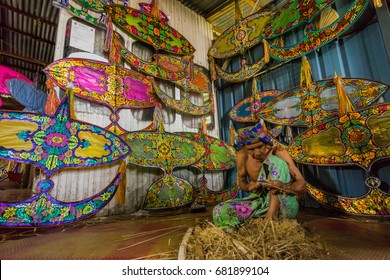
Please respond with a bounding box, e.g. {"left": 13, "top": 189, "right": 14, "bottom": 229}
{"left": 248, "top": 181, "right": 262, "bottom": 192}
{"left": 261, "top": 179, "right": 297, "bottom": 195}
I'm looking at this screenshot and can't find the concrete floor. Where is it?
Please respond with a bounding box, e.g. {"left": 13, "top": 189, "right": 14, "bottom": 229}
{"left": 0, "top": 205, "right": 390, "bottom": 260}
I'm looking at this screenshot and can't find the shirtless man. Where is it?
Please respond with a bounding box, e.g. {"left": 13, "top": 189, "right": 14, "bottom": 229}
{"left": 213, "top": 123, "right": 306, "bottom": 227}
{"left": 237, "top": 138, "right": 306, "bottom": 219}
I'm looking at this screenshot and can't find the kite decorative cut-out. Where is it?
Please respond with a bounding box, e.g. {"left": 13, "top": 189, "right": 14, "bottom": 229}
{"left": 259, "top": 78, "right": 388, "bottom": 127}
{"left": 306, "top": 179, "right": 390, "bottom": 216}
{"left": 106, "top": 4, "right": 195, "bottom": 55}
{"left": 212, "top": 54, "right": 269, "bottom": 83}
{"left": 172, "top": 65, "right": 212, "bottom": 95}
{"left": 229, "top": 90, "right": 283, "bottom": 123}
{"left": 268, "top": 0, "right": 369, "bottom": 60}
{"left": 178, "top": 131, "right": 238, "bottom": 204}
{"left": 0, "top": 95, "right": 130, "bottom": 177}
{"left": 114, "top": 37, "right": 189, "bottom": 81}
{"left": 152, "top": 81, "right": 213, "bottom": 116}
{"left": 123, "top": 128, "right": 205, "bottom": 209}
{"left": 288, "top": 102, "right": 390, "bottom": 171}
{"left": 0, "top": 165, "right": 125, "bottom": 226}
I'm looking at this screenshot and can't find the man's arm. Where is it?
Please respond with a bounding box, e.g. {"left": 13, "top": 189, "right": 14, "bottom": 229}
{"left": 274, "top": 148, "right": 306, "bottom": 196}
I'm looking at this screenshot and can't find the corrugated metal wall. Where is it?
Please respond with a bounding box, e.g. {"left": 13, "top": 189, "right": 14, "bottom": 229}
{"left": 35, "top": 0, "right": 225, "bottom": 216}
{"left": 216, "top": 1, "right": 390, "bottom": 204}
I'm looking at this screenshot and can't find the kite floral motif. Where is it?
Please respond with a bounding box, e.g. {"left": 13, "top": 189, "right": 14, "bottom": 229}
{"left": 259, "top": 78, "right": 388, "bottom": 127}
{"left": 139, "top": 0, "right": 169, "bottom": 24}
{"left": 0, "top": 94, "right": 130, "bottom": 177}
{"left": 53, "top": 0, "right": 106, "bottom": 26}
{"left": 44, "top": 58, "right": 157, "bottom": 110}
{"left": 106, "top": 4, "right": 195, "bottom": 55}
{"left": 306, "top": 178, "right": 390, "bottom": 216}
{"left": 263, "top": 0, "right": 336, "bottom": 39}
{"left": 74, "top": 0, "right": 107, "bottom": 13}
{"left": 0, "top": 167, "right": 124, "bottom": 226}
{"left": 122, "top": 125, "right": 205, "bottom": 209}
{"left": 288, "top": 103, "right": 390, "bottom": 171}
{"left": 172, "top": 65, "right": 212, "bottom": 95}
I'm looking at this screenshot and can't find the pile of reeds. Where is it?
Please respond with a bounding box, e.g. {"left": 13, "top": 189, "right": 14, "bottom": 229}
{"left": 183, "top": 218, "right": 328, "bottom": 260}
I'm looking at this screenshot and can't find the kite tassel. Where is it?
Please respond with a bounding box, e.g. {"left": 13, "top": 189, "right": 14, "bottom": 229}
{"left": 334, "top": 73, "right": 355, "bottom": 115}
{"left": 104, "top": 16, "right": 113, "bottom": 54}
{"left": 116, "top": 161, "right": 127, "bottom": 207}
{"left": 45, "top": 79, "right": 61, "bottom": 115}
{"left": 229, "top": 121, "right": 237, "bottom": 146}
{"left": 208, "top": 56, "right": 217, "bottom": 81}
{"left": 372, "top": 0, "right": 382, "bottom": 8}
{"left": 300, "top": 55, "right": 313, "bottom": 89}
{"left": 263, "top": 39, "right": 270, "bottom": 63}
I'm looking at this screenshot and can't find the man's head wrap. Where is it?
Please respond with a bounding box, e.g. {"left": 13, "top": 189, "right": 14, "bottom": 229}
{"left": 237, "top": 122, "right": 273, "bottom": 146}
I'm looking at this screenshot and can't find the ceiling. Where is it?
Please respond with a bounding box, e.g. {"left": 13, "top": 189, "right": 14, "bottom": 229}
{"left": 0, "top": 0, "right": 262, "bottom": 95}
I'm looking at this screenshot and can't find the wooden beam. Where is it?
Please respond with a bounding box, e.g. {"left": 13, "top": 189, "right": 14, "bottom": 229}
{"left": 0, "top": 50, "right": 48, "bottom": 66}
{"left": 0, "top": 62, "right": 42, "bottom": 74}
{"left": 0, "top": 26, "right": 55, "bottom": 46}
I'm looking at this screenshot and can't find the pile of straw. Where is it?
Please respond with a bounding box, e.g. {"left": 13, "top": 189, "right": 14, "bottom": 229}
{"left": 184, "top": 218, "right": 328, "bottom": 260}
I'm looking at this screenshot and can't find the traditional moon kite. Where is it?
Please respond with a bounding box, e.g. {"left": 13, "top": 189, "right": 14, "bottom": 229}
{"left": 0, "top": 94, "right": 130, "bottom": 177}
{"left": 208, "top": 3, "right": 270, "bottom": 59}
{"left": 288, "top": 102, "right": 390, "bottom": 171}
{"left": 229, "top": 89, "right": 283, "bottom": 123}
{"left": 258, "top": 78, "right": 388, "bottom": 127}
{"left": 178, "top": 131, "right": 238, "bottom": 205}
{"left": 262, "top": 0, "right": 337, "bottom": 39}
{"left": 123, "top": 119, "right": 205, "bottom": 209}
{"left": 106, "top": 4, "right": 195, "bottom": 55}
{"left": 306, "top": 178, "right": 390, "bottom": 216}
{"left": 44, "top": 57, "right": 158, "bottom": 134}
{"left": 267, "top": 0, "right": 369, "bottom": 60}
{"left": 0, "top": 93, "right": 130, "bottom": 226}
{"left": 0, "top": 167, "right": 125, "bottom": 226}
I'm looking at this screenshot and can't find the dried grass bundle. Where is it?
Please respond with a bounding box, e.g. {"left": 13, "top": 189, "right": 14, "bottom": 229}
{"left": 184, "top": 218, "right": 328, "bottom": 260}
